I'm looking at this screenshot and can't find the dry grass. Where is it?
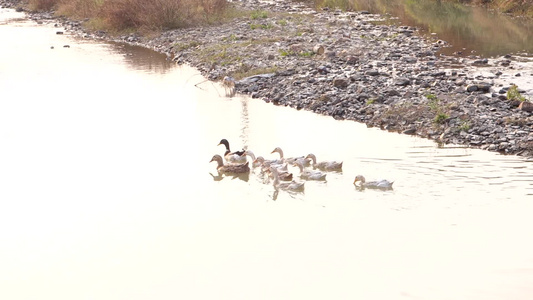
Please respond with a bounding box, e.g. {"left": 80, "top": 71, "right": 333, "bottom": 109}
{"left": 27, "top": 0, "right": 57, "bottom": 10}
{"left": 27, "top": 0, "right": 231, "bottom": 31}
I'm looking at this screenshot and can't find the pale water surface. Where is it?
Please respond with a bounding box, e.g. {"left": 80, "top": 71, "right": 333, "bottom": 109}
{"left": 1, "top": 9, "right": 533, "bottom": 300}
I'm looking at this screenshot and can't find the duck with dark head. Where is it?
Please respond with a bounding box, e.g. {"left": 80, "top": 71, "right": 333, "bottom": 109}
{"left": 218, "top": 138, "right": 247, "bottom": 164}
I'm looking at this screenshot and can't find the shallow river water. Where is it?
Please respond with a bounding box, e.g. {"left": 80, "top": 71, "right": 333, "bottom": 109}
{"left": 1, "top": 8, "right": 533, "bottom": 300}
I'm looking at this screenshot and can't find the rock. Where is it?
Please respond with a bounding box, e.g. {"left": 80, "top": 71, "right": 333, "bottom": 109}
{"left": 325, "top": 50, "right": 336, "bottom": 58}
{"left": 290, "top": 43, "right": 303, "bottom": 53}
{"left": 476, "top": 83, "right": 492, "bottom": 93}
{"left": 402, "top": 128, "right": 416, "bottom": 135}
{"left": 332, "top": 77, "right": 349, "bottom": 88}
{"left": 386, "top": 89, "right": 400, "bottom": 96}
{"left": 366, "top": 70, "right": 380, "bottom": 76}
{"left": 394, "top": 77, "right": 410, "bottom": 86}
{"left": 317, "top": 65, "right": 330, "bottom": 74}
{"left": 466, "top": 84, "right": 479, "bottom": 92}
{"left": 345, "top": 56, "right": 358, "bottom": 65}
{"left": 518, "top": 101, "right": 533, "bottom": 112}
{"left": 313, "top": 44, "right": 325, "bottom": 55}
{"left": 455, "top": 78, "right": 466, "bottom": 86}
{"left": 402, "top": 56, "right": 417, "bottom": 63}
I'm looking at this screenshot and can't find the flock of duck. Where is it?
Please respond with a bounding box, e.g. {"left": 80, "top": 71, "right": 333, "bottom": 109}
{"left": 210, "top": 139, "right": 394, "bottom": 192}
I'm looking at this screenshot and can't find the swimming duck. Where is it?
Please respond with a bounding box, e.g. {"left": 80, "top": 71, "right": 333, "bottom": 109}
{"left": 218, "top": 139, "right": 247, "bottom": 164}
{"left": 353, "top": 175, "right": 394, "bottom": 190}
{"left": 210, "top": 154, "right": 250, "bottom": 174}
{"left": 253, "top": 156, "right": 293, "bottom": 181}
{"left": 305, "top": 153, "right": 343, "bottom": 171}
{"left": 254, "top": 156, "right": 287, "bottom": 171}
{"left": 270, "top": 167, "right": 304, "bottom": 192}
{"left": 253, "top": 155, "right": 283, "bottom": 168}
{"left": 293, "top": 160, "right": 327, "bottom": 181}
{"left": 271, "top": 147, "right": 311, "bottom": 167}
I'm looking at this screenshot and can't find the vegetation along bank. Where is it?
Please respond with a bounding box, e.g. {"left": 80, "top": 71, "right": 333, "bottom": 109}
{"left": 3, "top": 0, "right": 533, "bottom": 157}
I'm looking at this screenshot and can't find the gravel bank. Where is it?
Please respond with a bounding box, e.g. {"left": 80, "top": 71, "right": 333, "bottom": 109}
{"left": 3, "top": 0, "right": 533, "bottom": 157}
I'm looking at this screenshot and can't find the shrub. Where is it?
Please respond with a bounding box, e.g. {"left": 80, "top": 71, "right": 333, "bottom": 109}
{"left": 507, "top": 84, "right": 526, "bottom": 102}
{"left": 250, "top": 10, "right": 268, "bottom": 19}
{"left": 28, "top": 0, "right": 230, "bottom": 31}
{"left": 28, "top": 0, "right": 58, "bottom": 11}
{"left": 459, "top": 120, "right": 471, "bottom": 132}
{"left": 434, "top": 113, "right": 449, "bottom": 124}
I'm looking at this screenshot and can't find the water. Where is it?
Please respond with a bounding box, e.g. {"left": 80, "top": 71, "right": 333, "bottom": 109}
{"left": 306, "top": 0, "right": 533, "bottom": 57}
{"left": 1, "top": 8, "right": 533, "bottom": 300}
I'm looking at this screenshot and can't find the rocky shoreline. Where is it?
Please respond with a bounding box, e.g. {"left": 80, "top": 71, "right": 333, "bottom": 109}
{"left": 3, "top": 0, "right": 533, "bottom": 158}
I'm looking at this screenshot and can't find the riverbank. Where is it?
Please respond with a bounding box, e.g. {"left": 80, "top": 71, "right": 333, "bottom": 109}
{"left": 3, "top": 0, "right": 533, "bottom": 158}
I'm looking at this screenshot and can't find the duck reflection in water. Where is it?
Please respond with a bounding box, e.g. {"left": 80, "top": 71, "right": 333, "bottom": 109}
{"left": 209, "top": 172, "right": 250, "bottom": 182}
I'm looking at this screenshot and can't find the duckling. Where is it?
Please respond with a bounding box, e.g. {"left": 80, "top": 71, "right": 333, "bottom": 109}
{"left": 353, "top": 175, "right": 394, "bottom": 190}
{"left": 293, "top": 160, "right": 327, "bottom": 181}
{"left": 305, "top": 153, "right": 343, "bottom": 171}
{"left": 210, "top": 154, "right": 250, "bottom": 174}
{"left": 218, "top": 139, "right": 247, "bottom": 164}
{"left": 271, "top": 147, "right": 311, "bottom": 167}
{"left": 270, "top": 167, "right": 304, "bottom": 192}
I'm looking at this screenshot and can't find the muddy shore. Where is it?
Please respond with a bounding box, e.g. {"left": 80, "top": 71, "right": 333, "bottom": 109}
{"left": 3, "top": 0, "right": 533, "bottom": 158}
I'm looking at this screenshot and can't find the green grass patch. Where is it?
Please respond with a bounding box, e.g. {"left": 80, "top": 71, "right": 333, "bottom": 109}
{"left": 250, "top": 10, "right": 268, "bottom": 19}
{"left": 276, "top": 19, "right": 288, "bottom": 26}
{"left": 174, "top": 40, "right": 201, "bottom": 51}
{"left": 279, "top": 49, "right": 295, "bottom": 57}
{"left": 507, "top": 84, "right": 527, "bottom": 102}
{"left": 298, "top": 51, "right": 314, "bottom": 57}
{"left": 250, "top": 23, "right": 273, "bottom": 30}
{"left": 459, "top": 120, "right": 471, "bottom": 132}
{"left": 434, "top": 112, "right": 449, "bottom": 124}
{"left": 425, "top": 93, "right": 440, "bottom": 111}
{"left": 222, "top": 34, "right": 239, "bottom": 42}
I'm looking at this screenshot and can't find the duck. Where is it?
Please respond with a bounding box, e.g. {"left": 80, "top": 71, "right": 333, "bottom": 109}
{"left": 253, "top": 156, "right": 293, "bottom": 181}
{"left": 218, "top": 139, "right": 247, "bottom": 164}
{"left": 270, "top": 167, "right": 304, "bottom": 192}
{"left": 271, "top": 147, "right": 311, "bottom": 167}
{"left": 293, "top": 160, "right": 327, "bottom": 181}
{"left": 243, "top": 150, "right": 276, "bottom": 168}
{"left": 353, "top": 175, "right": 394, "bottom": 190}
{"left": 305, "top": 153, "right": 343, "bottom": 171}
{"left": 254, "top": 156, "right": 287, "bottom": 171}
{"left": 210, "top": 154, "right": 250, "bottom": 174}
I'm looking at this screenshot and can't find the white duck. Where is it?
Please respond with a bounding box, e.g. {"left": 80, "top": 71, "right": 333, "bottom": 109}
{"left": 353, "top": 175, "right": 394, "bottom": 190}
{"left": 270, "top": 167, "right": 304, "bottom": 192}
{"left": 305, "top": 153, "right": 343, "bottom": 171}
{"left": 254, "top": 156, "right": 293, "bottom": 181}
{"left": 271, "top": 147, "right": 311, "bottom": 167}
{"left": 252, "top": 155, "right": 284, "bottom": 169}
{"left": 293, "top": 160, "right": 327, "bottom": 181}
